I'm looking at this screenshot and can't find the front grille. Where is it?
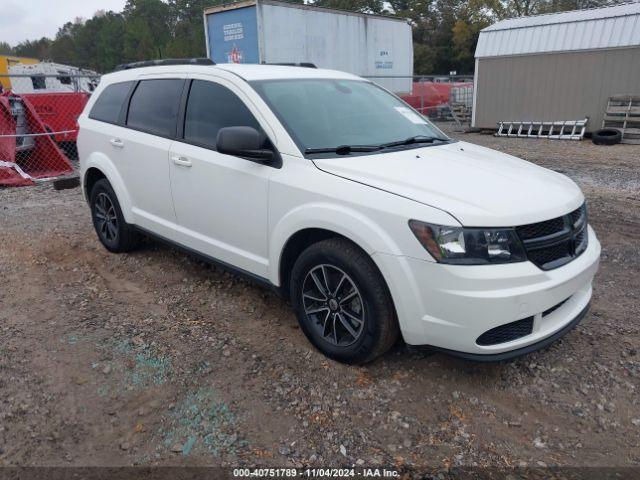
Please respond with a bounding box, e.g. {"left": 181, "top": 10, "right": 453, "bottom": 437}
{"left": 527, "top": 241, "right": 572, "bottom": 267}
{"left": 569, "top": 208, "right": 583, "bottom": 226}
{"left": 476, "top": 317, "right": 534, "bottom": 346}
{"left": 517, "top": 217, "right": 565, "bottom": 240}
{"left": 516, "top": 204, "right": 588, "bottom": 270}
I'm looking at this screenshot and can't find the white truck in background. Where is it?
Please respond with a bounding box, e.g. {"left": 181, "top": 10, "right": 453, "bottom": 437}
{"left": 203, "top": 0, "right": 414, "bottom": 93}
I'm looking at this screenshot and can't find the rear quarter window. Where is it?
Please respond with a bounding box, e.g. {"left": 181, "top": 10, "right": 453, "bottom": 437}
{"left": 89, "top": 81, "right": 132, "bottom": 124}
{"left": 126, "top": 79, "right": 183, "bottom": 138}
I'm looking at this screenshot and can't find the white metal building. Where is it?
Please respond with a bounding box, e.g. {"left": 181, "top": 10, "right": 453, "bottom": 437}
{"left": 472, "top": 2, "right": 640, "bottom": 131}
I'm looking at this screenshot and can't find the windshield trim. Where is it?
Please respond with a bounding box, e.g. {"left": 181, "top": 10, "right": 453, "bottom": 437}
{"left": 249, "top": 78, "right": 451, "bottom": 159}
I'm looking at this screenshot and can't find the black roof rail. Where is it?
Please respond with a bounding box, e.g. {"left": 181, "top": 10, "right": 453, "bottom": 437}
{"left": 114, "top": 58, "right": 215, "bottom": 71}
{"left": 260, "top": 62, "right": 317, "bottom": 69}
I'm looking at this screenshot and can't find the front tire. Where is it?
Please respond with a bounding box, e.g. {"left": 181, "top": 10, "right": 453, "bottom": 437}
{"left": 290, "top": 238, "right": 399, "bottom": 364}
{"left": 89, "top": 178, "right": 139, "bottom": 253}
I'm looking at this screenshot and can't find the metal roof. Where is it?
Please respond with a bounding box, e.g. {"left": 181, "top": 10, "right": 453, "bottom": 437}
{"left": 476, "top": 2, "right": 640, "bottom": 58}
{"left": 203, "top": 0, "right": 408, "bottom": 23}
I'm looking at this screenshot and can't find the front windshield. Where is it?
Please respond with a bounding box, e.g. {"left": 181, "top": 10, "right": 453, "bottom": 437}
{"left": 251, "top": 79, "right": 450, "bottom": 156}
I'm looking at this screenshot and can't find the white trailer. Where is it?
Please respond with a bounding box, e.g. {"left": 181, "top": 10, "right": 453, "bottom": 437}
{"left": 7, "top": 62, "right": 99, "bottom": 94}
{"left": 203, "top": 0, "right": 413, "bottom": 93}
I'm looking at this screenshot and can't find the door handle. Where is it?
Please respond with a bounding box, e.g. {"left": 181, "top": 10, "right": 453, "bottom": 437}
{"left": 171, "top": 156, "right": 192, "bottom": 167}
{"left": 109, "top": 138, "right": 124, "bottom": 148}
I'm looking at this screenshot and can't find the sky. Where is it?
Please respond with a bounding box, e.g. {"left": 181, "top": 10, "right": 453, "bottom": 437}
{"left": 1, "top": 0, "right": 128, "bottom": 46}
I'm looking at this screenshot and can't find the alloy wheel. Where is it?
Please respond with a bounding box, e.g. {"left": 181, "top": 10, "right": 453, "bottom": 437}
{"left": 94, "top": 192, "right": 118, "bottom": 243}
{"left": 301, "top": 264, "right": 365, "bottom": 346}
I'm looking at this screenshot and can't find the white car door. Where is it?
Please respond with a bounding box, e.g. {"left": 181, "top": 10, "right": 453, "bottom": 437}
{"left": 168, "top": 77, "right": 274, "bottom": 278}
{"left": 81, "top": 80, "right": 134, "bottom": 186}
{"left": 118, "top": 76, "right": 186, "bottom": 231}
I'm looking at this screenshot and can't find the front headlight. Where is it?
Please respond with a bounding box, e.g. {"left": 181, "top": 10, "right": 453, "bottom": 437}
{"left": 408, "top": 220, "right": 527, "bottom": 265}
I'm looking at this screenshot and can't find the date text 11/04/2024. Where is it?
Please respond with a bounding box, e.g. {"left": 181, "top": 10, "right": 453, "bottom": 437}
{"left": 232, "top": 468, "right": 400, "bottom": 477}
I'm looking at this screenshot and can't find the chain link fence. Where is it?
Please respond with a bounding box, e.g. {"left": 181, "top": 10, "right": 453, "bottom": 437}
{"left": 0, "top": 74, "right": 99, "bottom": 187}
{"left": 363, "top": 75, "right": 474, "bottom": 128}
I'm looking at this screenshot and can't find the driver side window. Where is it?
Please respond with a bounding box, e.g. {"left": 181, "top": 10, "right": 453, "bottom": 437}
{"left": 183, "top": 80, "right": 261, "bottom": 150}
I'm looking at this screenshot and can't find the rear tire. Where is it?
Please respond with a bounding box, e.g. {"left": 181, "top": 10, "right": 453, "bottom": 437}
{"left": 290, "top": 238, "right": 399, "bottom": 364}
{"left": 89, "top": 178, "right": 140, "bottom": 253}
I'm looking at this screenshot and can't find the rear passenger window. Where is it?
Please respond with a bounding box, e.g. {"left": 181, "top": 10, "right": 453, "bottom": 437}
{"left": 183, "top": 80, "right": 261, "bottom": 149}
{"left": 89, "top": 81, "right": 132, "bottom": 124}
{"left": 126, "top": 79, "right": 183, "bottom": 137}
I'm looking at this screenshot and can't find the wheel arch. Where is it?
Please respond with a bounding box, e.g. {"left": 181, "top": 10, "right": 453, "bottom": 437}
{"left": 82, "top": 153, "right": 134, "bottom": 223}
{"left": 269, "top": 203, "right": 403, "bottom": 294}
{"left": 278, "top": 228, "right": 348, "bottom": 298}
{"left": 84, "top": 167, "right": 106, "bottom": 200}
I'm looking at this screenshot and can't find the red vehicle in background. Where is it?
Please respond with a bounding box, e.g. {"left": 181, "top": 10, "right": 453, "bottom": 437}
{"left": 0, "top": 91, "right": 89, "bottom": 186}
{"left": 400, "top": 80, "right": 473, "bottom": 117}
{"left": 20, "top": 92, "right": 89, "bottom": 143}
{"left": 0, "top": 61, "right": 95, "bottom": 186}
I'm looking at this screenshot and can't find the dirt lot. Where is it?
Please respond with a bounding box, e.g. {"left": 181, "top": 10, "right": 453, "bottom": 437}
{"left": 1, "top": 126, "right": 639, "bottom": 472}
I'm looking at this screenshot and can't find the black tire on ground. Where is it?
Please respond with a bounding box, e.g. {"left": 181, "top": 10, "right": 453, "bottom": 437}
{"left": 592, "top": 129, "right": 622, "bottom": 146}
{"left": 89, "top": 178, "right": 140, "bottom": 253}
{"left": 52, "top": 176, "right": 80, "bottom": 190}
{"left": 289, "top": 238, "right": 400, "bottom": 364}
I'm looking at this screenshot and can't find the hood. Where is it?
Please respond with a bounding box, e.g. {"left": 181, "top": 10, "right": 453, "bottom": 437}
{"left": 312, "top": 141, "right": 584, "bottom": 227}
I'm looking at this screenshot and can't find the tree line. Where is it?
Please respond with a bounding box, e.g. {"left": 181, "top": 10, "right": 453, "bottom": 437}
{"left": 0, "top": 0, "right": 623, "bottom": 75}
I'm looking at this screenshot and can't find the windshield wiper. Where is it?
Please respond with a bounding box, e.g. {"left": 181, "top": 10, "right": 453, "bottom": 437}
{"left": 305, "top": 136, "right": 448, "bottom": 155}
{"left": 305, "top": 144, "right": 382, "bottom": 155}
{"left": 380, "top": 135, "right": 446, "bottom": 149}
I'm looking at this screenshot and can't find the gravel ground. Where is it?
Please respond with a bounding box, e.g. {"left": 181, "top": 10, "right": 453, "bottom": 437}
{"left": 1, "top": 125, "right": 639, "bottom": 473}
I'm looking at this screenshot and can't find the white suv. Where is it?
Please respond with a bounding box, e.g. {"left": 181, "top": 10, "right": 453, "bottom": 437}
{"left": 78, "top": 60, "right": 600, "bottom": 364}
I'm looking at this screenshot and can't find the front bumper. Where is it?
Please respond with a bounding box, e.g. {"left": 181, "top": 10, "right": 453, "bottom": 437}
{"left": 429, "top": 302, "right": 590, "bottom": 361}
{"left": 373, "top": 225, "right": 601, "bottom": 358}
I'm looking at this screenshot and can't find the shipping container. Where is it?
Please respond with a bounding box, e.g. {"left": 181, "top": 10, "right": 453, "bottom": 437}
{"left": 203, "top": 0, "right": 413, "bottom": 93}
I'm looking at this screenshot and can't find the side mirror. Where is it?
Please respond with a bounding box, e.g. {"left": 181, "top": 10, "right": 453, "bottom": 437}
{"left": 216, "top": 126, "right": 274, "bottom": 163}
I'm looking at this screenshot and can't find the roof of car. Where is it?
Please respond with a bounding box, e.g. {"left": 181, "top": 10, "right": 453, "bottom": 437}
{"left": 103, "top": 63, "right": 363, "bottom": 83}
{"left": 215, "top": 63, "right": 361, "bottom": 81}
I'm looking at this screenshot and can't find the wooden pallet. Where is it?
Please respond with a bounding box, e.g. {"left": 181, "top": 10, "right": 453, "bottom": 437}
{"left": 602, "top": 95, "right": 640, "bottom": 144}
